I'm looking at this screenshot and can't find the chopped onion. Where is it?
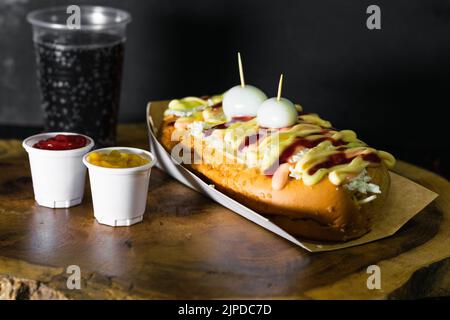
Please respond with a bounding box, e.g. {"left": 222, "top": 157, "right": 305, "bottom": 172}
{"left": 358, "top": 195, "right": 377, "bottom": 204}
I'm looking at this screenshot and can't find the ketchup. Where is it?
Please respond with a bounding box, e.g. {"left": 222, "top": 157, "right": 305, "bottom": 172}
{"left": 362, "top": 153, "right": 381, "bottom": 163}
{"left": 238, "top": 130, "right": 268, "bottom": 152}
{"left": 204, "top": 116, "right": 255, "bottom": 137}
{"left": 262, "top": 134, "right": 347, "bottom": 175}
{"left": 216, "top": 116, "right": 255, "bottom": 129}
{"left": 211, "top": 101, "right": 223, "bottom": 109}
{"left": 308, "top": 152, "right": 381, "bottom": 175}
{"left": 33, "top": 134, "right": 88, "bottom": 150}
{"left": 308, "top": 153, "right": 352, "bottom": 175}
{"left": 278, "top": 136, "right": 345, "bottom": 163}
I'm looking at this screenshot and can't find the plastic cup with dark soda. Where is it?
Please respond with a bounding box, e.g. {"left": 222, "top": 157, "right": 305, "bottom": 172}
{"left": 27, "top": 6, "right": 131, "bottom": 147}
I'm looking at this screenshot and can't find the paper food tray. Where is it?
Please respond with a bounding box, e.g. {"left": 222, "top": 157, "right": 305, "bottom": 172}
{"left": 146, "top": 101, "right": 438, "bottom": 252}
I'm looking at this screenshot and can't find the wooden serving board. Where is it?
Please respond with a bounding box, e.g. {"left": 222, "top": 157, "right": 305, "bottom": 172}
{"left": 0, "top": 124, "right": 449, "bottom": 300}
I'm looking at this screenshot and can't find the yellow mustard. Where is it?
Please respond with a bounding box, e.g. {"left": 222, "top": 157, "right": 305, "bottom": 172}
{"left": 88, "top": 150, "right": 149, "bottom": 168}
{"left": 167, "top": 95, "right": 223, "bottom": 111}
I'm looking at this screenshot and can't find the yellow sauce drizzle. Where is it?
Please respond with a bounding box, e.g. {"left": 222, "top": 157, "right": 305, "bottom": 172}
{"left": 166, "top": 96, "right": 396, "bottom": 187}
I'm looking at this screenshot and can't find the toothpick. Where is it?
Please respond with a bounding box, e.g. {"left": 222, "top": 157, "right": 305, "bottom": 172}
{"left": 238, "top": 52, "right": 245, "bottom": 88}
{"left": 277, "top": 74, "right": 284, "bottom": 101}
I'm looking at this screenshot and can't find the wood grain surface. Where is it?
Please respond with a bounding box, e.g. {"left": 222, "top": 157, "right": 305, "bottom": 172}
{"left": 0, "top": 124, "right": 449, "bottom": 300}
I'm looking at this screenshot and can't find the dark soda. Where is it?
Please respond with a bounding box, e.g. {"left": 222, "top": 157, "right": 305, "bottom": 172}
{"left": 34, "top": 32, "right": 124, "bottom": 147}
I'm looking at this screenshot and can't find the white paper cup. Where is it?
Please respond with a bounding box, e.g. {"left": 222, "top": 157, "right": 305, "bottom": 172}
{"left": 22, "top": 132, "right": 94, "bottom": 208}
{"left": 83, "top": 147, "right": 156, "bottom": 227}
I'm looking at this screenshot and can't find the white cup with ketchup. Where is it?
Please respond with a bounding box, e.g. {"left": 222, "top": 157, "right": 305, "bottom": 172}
{"left": 22, "top": 132, "right": 94, "bottom": 208}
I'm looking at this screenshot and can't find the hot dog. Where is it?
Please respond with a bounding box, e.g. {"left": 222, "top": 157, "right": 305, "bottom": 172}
{"left": 157, "top": 95, "right": 395, "bottom": 242}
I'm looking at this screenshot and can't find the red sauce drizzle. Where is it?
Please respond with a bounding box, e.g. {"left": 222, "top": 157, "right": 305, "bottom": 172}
{"left": 238, "top": 130, "right": 268, "bottom": 152}
{"left": 308, "top": 152, "right": 381, "bottom": 175}
{"left": 196, "top": 111, "right": 382, "bottom": 177}
{"left": 230, "top": 115, "right": 255, "bottom": 122}
{"left": 204, "top": 116, "right": 255, "bottom": 137}
{"left": 308, "top": 153, "right": 352, "bottom": 175}
{"left": 362, "top": 153, "right": 381, "bottom": 163}
{"left": 211, "top": 102, "right": 222, "bottom": 109}
{"left": 263, "top": 136, "right": 347, "bottom": 175}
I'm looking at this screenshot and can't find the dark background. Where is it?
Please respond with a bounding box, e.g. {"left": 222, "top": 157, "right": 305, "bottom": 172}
{"left": 0, "top": 0, "right": 449, "bottom": 178}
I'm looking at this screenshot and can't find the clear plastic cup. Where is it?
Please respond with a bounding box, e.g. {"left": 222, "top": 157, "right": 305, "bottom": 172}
{"left": 23, "top": 132, "right": 94, "bottom": 208}
{"left": 83, "top": 147, "right": 157, "bottom": 227}
{"left": 27, "top": 6, "right": 131, "bottom": 147}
